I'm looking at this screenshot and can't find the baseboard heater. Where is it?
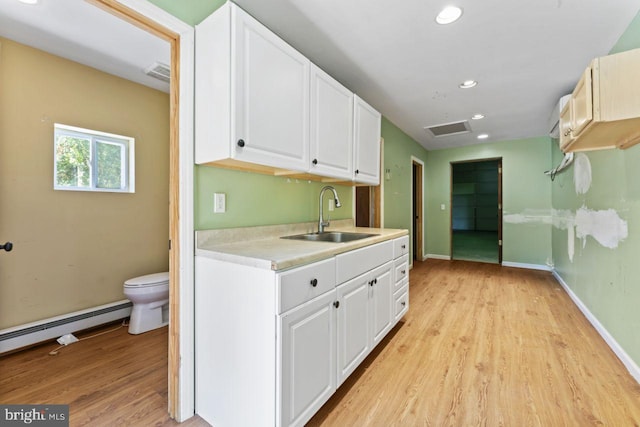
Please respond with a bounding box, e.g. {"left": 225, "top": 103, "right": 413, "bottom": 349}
{"left": 0, "top": 300, "right": 132, "bottom": 354}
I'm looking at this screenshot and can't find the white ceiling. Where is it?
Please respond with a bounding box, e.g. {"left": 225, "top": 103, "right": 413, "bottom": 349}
{"left": 0, "top": 0, "right": 170, "bottom": 93}
{"left": 1, "top": 0, "right": 639, "bottom": 150}
{"left": 233, "top": 0, "right": 640, "bottom": 150}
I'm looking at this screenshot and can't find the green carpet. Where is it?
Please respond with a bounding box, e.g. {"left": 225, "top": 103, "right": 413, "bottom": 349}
{"left": 452, "top": 230, "right": 499, "bottom": 264}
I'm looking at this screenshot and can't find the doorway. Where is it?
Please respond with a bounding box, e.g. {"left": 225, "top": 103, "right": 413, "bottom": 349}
{"left": 450, "top": 159, "right": 502, "bottom": 264}
{"left": 0, "top": 0, "right": 193, "bottom": 420}
{"left": 355, "top": 186, "right": 381, "bottom": 227}
{"left": 412, "top": 158, "right": 424, "bottom": 263}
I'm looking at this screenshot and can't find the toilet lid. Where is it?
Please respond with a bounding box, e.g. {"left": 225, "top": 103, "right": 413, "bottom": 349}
{"left": 124, "top": 272, "right": 170, "bottom": 287}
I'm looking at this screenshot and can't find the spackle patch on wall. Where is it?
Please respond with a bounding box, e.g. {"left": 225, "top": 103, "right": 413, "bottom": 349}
{"left": 575, "top": 207, "right": 628, "bottom": 249}
{"left": 573, "top": 153, "right": 592, "bottom": 195}
{"left": 504, "top": 207, "right": 627, "bottom": 261}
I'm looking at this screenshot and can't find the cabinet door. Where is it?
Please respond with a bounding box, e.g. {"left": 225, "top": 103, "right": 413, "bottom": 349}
{"left": 279, "top": 291, "right": 336, "bottom": 427}
{"left": 353, "top": 95, "right": 381, "bottom": 185}
{"left": 233, "top": 6, "right": 310, "bottom": 171}
{"left": 559, "top": 101, "right": 574, "bottom": 151}
{"left": 309, "top": 65, "right": 354, "bottom": 180}
{"left": 370, "top": 262, "right": 394, "bottom": 346}
{"left": 570, "top": 67, "right": 593, "bottom": 138}
{"left": 336, "top": 274, "right": 371, "bottom": 386}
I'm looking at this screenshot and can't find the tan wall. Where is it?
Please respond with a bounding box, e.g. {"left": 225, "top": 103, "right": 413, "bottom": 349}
{"left": 0, "top": 38, "right": 170, "bottom": 329}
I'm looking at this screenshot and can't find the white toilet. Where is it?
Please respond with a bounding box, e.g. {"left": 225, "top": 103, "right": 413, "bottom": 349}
{"left": 123, "top": 272, "right": 169, "bottom": 334}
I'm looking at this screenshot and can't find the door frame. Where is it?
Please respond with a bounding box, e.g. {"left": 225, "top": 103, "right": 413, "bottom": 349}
{"left": 410, "top": 156, "right": 425, "bottom": 265}
{"left": 91, "top": 0, "right": 194, "bottom": 421}
{"left": 449, "top": 157, "right": 503, "bottom": 264}
{"left": 353, "top": 137, "right": 383, "bottom": 228}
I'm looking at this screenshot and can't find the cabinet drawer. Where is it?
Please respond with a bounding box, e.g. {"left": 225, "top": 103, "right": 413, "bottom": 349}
{"left": 336, "top": 240, "right": 393, "bottom": 284}
{"left": 277, "top": 258, "right": 336, "bottom": 313}
{"left": 393, "top": 236, "right": 409, "bottom": 259}
{"left": 394, "top": 281, "right": 409, "bottom": 322}
{"left": 394, "top": 254, "right": 409, "bottom": 289}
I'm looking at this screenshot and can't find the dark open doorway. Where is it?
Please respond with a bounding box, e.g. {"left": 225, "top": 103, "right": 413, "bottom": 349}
{"left": 450, "top": 159, "right": 502, "bottom": 264}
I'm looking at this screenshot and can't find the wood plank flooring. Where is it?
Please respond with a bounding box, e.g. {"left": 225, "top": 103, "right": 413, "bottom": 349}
{"left": 309, "top": 260, "right": 640, "bottom": 426}
{"left": 0, "top": 322, "right": 206, "bottom": 426}
{"left": 2, "top": 260, "right": 640, "bottom": 426}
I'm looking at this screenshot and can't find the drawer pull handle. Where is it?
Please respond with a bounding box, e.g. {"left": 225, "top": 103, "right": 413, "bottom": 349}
{"left": 312, "top": 158, "right": 318, "bottom": 165}
{"left": 401, "top": 301, "right": 406, "bottom": 307}
{"left": 369, "top": 278, "right": 378, "bottom": 286}
{"left": 310, "top": 278, "right": 318, "bottom": 287}
{"left": 333, "top": 301, "right": 340, "bottom": 308}
{"left": 401, "top": 270, "right": 406, "bottom": 275}
{"left": 401, "top": 244, "right": 406, "bottom": 249}
{"left": 237, "top": 139, "right": 245, "bottom": 147}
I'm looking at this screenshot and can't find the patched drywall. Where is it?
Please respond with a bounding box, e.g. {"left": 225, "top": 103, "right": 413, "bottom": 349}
{"left": 574, "top": 153, "right": 592, "bottom": 195}
{"left": 505, "top": 151, "right": 627, "bottom": 262}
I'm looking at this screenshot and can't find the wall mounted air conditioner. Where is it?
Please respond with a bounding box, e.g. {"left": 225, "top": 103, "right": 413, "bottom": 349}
{"left": 548, "top": 94, "right": 571, "bottom": 139}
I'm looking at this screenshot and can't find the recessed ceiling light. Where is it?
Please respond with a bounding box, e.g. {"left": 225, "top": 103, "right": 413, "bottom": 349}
{"left": 459, "top": 80, "right": 477, "bottom": 89}
{"left": 477, "top": 134, "right": 489, "bottom": 140}
{"left": 18, "top": 0, "right": 40, "bottom": 4}
{"left": 471, "top": 114, "right": 485, "bottom": 120}
{"left": 436, "top": 6, "right": 463, "bottom": 25}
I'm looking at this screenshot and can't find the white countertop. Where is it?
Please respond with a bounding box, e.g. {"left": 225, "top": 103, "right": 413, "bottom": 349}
{"left": 196, "top": 220, "right": 408, "bottom": 271}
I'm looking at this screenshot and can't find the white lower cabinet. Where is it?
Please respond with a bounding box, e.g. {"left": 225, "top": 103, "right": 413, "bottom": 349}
{"left": 336, "top": 261, "right": 393, "bottom": 386}
{"left": 279, "top": 291, "right": 336, "bottom": 427}
{"left": 195, "top": 235, "right": 409, "bottom": 427}
{"left": 336, "top": 271, "right": 371, "bottom": 385}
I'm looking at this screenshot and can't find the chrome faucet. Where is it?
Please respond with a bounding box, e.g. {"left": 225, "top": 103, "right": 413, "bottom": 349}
{"left": 318, "top": 185, "right": 342, "bottom": 233}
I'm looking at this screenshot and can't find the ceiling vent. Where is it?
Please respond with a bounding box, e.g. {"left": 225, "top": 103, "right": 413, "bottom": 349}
{"left": 144, "top": 62, "right": 170, "bottom": 83}
{"left": 424, "top": 120, "right": 471, "bottom": 137}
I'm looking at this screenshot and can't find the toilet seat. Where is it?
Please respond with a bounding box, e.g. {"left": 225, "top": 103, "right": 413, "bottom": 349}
{"left": 124, "top": 272, "right": 169, "bottom": 288}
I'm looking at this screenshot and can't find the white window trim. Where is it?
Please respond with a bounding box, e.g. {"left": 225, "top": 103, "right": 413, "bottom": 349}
{"left": 54, "top": 123, "right": 135, "bottom": 193}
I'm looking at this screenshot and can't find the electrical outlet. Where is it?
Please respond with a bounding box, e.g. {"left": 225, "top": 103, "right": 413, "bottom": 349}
{"left": 328, "top": 199, "right": 335, "bottom": 211}
{"left": 440, "top": 204, "right": 446, "bottom": 211}
{"left": 214, "top": 193, "right": 226, "bottom": 213}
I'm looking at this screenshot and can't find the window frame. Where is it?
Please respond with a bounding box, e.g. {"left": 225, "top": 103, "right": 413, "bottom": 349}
{"left": 54, "top": 123, "right": 135, "bottom": 193}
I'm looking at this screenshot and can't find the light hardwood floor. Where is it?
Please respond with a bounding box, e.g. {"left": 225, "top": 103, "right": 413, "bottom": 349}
{"left": 2, "top": 260, "right": 640, "bottom": 426}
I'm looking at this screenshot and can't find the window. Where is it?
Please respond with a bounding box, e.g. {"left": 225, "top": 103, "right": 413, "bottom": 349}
{"left": 54, "top": 124, "right": 135, "bottom": 193}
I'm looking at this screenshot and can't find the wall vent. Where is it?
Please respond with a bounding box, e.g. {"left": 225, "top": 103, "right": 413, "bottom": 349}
{"left": 424, "top": 120, "right": 471, "bottom": 137}
{"left": 144, "top": 62, "right": 171, "bottom": 83}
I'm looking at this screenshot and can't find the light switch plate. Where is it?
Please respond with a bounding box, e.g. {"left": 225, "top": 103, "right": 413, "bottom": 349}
{"left": 214, "top": 193, "right": 226, "bottom": 213}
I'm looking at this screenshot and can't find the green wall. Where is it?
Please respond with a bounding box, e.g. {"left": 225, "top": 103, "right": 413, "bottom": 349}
{"left": 195, "top": 167, "right": 352, "bottom": 229}
{"left": 551, "top": 11, "right": 640, "bottom": 368}
{"left": 426, "top": 137, "right": 553, "bottom": 265}
{"left": 148, "top": 0, "right": 224, "bottom": 25}
{"left": 382, "top": 118, "right": 429, "bottom": 259}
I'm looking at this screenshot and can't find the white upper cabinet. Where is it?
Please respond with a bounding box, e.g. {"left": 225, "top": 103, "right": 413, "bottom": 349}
{"left": 196, "top": 2, "right": 382, "bottom": 184}
{"left": 309, "top": 65, "right": 354, "bottom": 180}
{"left": 353, "top": 95, "right": 382, "bottom": 185}
{"left": 196, "top": 2, "right": 310, "bottom": 171}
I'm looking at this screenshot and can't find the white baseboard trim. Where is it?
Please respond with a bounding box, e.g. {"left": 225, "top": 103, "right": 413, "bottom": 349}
{"left": 501, "top": 261, "right": 552, "bottom": 271}
{"left": 552, "top": 270, "right": 640, "bottom": 384}
{"left": 426, "top": 254, "right": 451, "bottom": 260}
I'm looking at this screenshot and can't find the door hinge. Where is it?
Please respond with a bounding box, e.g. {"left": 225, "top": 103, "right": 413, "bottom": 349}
{"left": 169, "top": 239, "right": 172, "bottom": 250}
{"left": 498, "top": 167, "right": 502, "bottom": 174}
{"left": 498, "top": 239, "right": 503, "bottom": 246}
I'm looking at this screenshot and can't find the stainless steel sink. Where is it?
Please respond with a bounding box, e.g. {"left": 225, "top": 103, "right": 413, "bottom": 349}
{"left": 281, "top": 231, "right": 378, "bottom": 243}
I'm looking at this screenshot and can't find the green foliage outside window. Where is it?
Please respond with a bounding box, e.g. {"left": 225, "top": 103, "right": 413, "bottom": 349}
{"left": 55, "top": 136, "right": 91, "bottom": 188}
{"left": 96, "top": 141, "right": 123, "bottom": 189}
{"left": 54, "top": 124, "right": 133, "bottom": 193}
